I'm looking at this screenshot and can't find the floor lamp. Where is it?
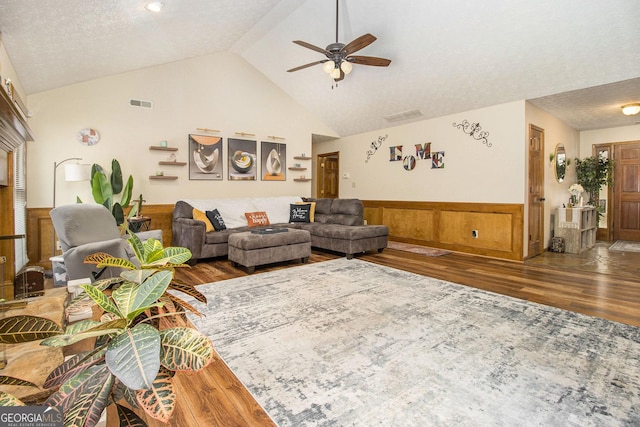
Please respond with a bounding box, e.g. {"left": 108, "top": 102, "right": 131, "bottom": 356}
{"left": 52, "top": 158, "right": 91, "bottom": 256}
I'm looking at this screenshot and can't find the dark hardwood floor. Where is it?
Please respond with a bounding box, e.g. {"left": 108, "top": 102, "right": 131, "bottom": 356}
{"left": 127, "top": 241, "right": 640, "bottom": 426}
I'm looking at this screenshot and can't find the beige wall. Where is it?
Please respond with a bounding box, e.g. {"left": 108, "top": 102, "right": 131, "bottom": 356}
{"left": 580, "top": 125, "right": 640, "bottom": 152}
{"left": 18, "top": 41, "right": 640, "bottom": 258}
{"left": 313, "top": 101, "right": 526, "bottom": 203}
{"left": 26, "top": 52, "right": 335, "bottom": 208}
{"left": 312, "top": 100, "right": 586, "bottom": 257}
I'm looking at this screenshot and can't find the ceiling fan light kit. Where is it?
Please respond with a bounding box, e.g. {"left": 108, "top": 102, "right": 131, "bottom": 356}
{"left": 621, "top": 103, "right": 640, "bottom": 116}
{"left": 288, "top": 0, "right": 390, "bottom": 85}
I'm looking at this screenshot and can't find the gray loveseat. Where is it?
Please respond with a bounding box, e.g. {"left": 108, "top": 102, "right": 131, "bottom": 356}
{"left": 172, "top": 196, "right": 388, "bottom": 264}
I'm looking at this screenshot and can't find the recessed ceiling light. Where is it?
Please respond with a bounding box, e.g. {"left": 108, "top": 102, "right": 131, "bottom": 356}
{"left": 145, "top": 1, "right": 163, "bottom": 12}
{"left": 621, "top": 103, "right": 640, "bottom": 116}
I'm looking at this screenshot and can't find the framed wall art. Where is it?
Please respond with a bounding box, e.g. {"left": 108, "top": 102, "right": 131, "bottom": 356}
{"left": 228, "top": 138, "right": 257, "bottom": 181}
{"left": 261, "top": 141, "right": 286, "bottom": 181}
{"left": 189, "top": 134, "right": 223, "bottom": 180}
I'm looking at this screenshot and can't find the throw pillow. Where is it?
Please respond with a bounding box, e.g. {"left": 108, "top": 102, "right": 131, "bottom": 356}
{"left": 192, "top": 208, "right": 214, "bottom": 232}
{"left": 289, "top": 203, "right": 311, "bottom": 223}
{"left": 295, "top": 201, "right": 316, "bottom": 222}
{"left": 245, "top": 211, "right": 270, "bottom": 228}
{"left": 206, "top": 209, "right": 227, "bottom": 231}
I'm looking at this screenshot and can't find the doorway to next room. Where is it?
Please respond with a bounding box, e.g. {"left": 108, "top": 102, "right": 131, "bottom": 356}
{"left": 317, "top": 152, "right": 339, "bottom": 198}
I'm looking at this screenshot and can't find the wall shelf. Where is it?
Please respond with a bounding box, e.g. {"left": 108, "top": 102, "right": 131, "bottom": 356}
{"left": 293, "top": 156, "right": 311, "bottom": 160}
{"left": 293, "top": 178, "right": 311, "bottom": 182}
{"left": 288, "top": 167, "right": 307, "bottom": 171}
{"left": 149, "top": 146, "right": 178, "bottom": 151}
{"left": 159, "top": 161, "right": 186, "bottom": 166}
{"left": 149, "top": 175, "right": 178, "bottom": 180}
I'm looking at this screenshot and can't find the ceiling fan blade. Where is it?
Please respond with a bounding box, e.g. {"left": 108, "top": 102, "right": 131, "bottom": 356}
{"left": 287, "top": 60, "right": 329, "bottom": 73}
{"left": 293, "top": 40, "right": 330, "bottom": 56}
{"left": 340, "top": 33, "right": 377, "bottom": 55}
{"left": 349, "top": 55, "right": 391, "bottom": 67}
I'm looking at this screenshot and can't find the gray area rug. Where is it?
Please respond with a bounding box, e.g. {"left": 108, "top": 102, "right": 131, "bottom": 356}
{"left": 609, "top": 240, "right": 640, "bottom": 253}
{"left": 184, "top": 259, "right": 640, "bottom": 426}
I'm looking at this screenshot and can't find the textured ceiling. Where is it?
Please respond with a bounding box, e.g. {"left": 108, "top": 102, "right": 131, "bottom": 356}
{"left": 1, "top": 0, "right": 639, "bottom": 137}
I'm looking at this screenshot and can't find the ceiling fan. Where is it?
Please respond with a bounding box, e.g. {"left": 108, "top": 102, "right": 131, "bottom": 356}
{"left": 287, "top": 0, "right": 391, "bottom": 82}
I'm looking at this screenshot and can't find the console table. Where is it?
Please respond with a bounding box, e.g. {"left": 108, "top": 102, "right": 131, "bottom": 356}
{"left": 554, "top": 206, "right": 597, "bottom": 253}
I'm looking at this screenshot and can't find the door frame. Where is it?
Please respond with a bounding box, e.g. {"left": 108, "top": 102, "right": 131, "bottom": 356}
{"left": 527, "top": 124, "right": 545, "bottom": 259}
{"left": 316, "top": 151, "right": 340, "bottom": 198}
{"left": 610, "top": 140, "right": 640, "bottom": 241}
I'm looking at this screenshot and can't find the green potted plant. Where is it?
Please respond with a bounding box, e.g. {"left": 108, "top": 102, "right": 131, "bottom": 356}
{"left": 0, "top": 235, "right": 213, "bottom": 426}
{"left": 91, "top": 159, "right": 135, "bottom": 226}
{"left": 574, "top": 155, "right": 614, "bottom": 205}
{"left": 574, "top": 154, "right": 614, "bottom": 223}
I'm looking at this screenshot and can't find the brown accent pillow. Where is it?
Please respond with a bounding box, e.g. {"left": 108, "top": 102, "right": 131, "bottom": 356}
{"left": 193, "top": 208, "right": 214, "bottom": 232}
{"left": 296, "top": 201, "right": 316, "bottom": 222}
{"left": 245, "top": 211, "right": 270, "bottom": 228}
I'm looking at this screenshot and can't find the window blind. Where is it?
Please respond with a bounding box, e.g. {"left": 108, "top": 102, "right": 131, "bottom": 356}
{"left": 13, "top": 144, "right": 27, "bottom": 271}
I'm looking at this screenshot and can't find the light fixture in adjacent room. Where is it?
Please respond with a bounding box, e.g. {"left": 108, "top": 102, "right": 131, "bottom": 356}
{"left": 621, "top": 103, "right": 640, "bottom": 116}
{"left": 145, "top": 1, "right": 163, "bottom": 12}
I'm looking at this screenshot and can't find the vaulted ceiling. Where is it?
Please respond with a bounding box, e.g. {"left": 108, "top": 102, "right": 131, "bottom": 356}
{"left": 1, "top": 0, "right": 639, "bottom": 137}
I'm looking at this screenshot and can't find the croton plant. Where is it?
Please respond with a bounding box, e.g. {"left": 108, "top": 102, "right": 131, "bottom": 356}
{"left": 0, "top": 234, "right": 214, "bottom": 426}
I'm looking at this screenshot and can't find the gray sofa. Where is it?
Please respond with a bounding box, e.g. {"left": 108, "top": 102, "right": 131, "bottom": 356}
{"left": 172, "top": 197, "right": 388, "bottom": 264}
{"left": 289, "top": 197, "right": 388, "bottom": 259}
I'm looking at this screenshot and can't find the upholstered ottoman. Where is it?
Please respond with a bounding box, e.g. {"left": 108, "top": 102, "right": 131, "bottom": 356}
{"left": 228, "top": 228, "right": 311, "bottom": 273}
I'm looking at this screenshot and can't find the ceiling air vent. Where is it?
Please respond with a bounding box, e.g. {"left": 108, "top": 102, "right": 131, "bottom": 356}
{"left": 129, "top": 98, "right": 153, "bottom": 109}
{"left": 384, "top": 109, "right": 423, "bottom": 122}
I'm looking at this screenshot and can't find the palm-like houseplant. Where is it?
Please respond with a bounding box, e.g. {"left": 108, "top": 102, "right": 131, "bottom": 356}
{"left": 91, "top": 159, "right": 134, "bottom": 226}
{"left": 0, "top": 235, "right": 213, "bottom": 426}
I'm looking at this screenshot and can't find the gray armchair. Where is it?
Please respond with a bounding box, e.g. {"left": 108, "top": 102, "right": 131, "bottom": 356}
{"left": 50, "top": 204, "right": 162, "bottom": 281}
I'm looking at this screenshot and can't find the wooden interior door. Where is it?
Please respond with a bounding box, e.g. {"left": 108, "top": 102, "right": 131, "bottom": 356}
{"left": 527, "top": 125, "right": 545, "bottom": 258}
{"left": 614, "top": 142, "right": 640, "bottom": 241}
{"left": 317, "top": 152, "right": 339, "bottom": 198}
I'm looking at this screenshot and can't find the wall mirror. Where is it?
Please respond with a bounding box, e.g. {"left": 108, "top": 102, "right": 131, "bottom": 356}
{"left": 554, "top": 144, "right": 566, "bottom": 183}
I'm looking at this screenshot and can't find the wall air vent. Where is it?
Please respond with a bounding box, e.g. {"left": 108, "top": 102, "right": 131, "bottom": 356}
{"left": 128, "top": 98, "right": 153, "bottom": 109}
{"left": 384, "top": 109, "right": 423, "bottom": 122}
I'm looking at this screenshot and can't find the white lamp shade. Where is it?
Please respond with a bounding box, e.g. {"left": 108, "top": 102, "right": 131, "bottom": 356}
{"left": 340, "top": 61, "right": 353, "bottom": 74}
{"left": 323, "top": 61, "right": 335, "bottom": 74}
{"left": 331, "top": 67, "right": 341, "bottom": 79}
{"left": 64, "top": 163, "right": 91, "bottom": 181}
